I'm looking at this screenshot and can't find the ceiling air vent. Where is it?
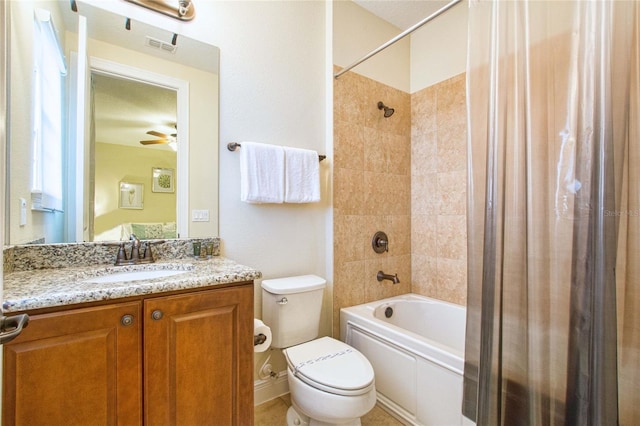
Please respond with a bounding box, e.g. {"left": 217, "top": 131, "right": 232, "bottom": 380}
{"left": 145, "top": 36, "right": 177, "bottom": 54}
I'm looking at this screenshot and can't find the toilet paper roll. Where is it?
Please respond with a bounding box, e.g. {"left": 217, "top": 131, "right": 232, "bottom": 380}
{"left": 253, "top": 319, "right": 272, "bottom": 352}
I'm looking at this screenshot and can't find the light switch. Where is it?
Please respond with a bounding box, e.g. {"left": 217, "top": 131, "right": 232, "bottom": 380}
{"left": 191, "top": 209, "right": 210, "bottom": 222}
{"left": 19, "top": 198, "right": 27, "bottom": 226}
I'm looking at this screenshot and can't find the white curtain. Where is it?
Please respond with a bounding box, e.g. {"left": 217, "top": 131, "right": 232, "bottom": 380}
{"left": 464, "top": 0, "right": 639, "bottom": 424}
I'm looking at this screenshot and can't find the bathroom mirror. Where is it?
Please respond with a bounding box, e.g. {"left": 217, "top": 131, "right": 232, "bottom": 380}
{"left": 6, "top": 0, "right": 220, "bottom": 244}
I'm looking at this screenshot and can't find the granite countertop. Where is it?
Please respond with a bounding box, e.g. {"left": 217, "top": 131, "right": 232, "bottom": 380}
{"left": 3, "top": 257, "right": 262, "bottom": 313}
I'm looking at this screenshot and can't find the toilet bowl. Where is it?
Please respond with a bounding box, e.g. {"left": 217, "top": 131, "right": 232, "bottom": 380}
{"left": 261, "top": 276, "right": 377, "bottom": 426}
{"left": 284, "top": 337, "right": 376, "bottom": 426}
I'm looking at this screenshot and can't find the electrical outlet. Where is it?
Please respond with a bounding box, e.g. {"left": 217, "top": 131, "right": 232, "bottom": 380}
{"left": 191, "top": 209, "right": 210, "bottom": 222}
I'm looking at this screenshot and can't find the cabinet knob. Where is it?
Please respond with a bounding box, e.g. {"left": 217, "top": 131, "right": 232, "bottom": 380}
{"left": 121, "top": 314, "right": 134, "bottom": 327}
{"left": 151, "top": 310, "right": 164, "bottom": 321}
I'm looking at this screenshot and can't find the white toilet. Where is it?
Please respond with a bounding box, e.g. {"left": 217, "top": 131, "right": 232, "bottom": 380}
{"left": 261, "top": 275, "right": 376, "bottom": 426}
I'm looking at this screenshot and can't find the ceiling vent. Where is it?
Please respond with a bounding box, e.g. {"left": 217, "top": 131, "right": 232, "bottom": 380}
{"left": 145, "top": 36, "right": 177, "bottom": 54}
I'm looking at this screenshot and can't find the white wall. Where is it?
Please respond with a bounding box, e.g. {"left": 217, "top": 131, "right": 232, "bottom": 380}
{"left": 204, "top": 0, "right": 329, "bottom": 287}
{"left": 410, "top": 0, "right": 468, "bottom": 92}
{"left": 333, "top": 0, "right": 409, "bottom": 92}
{"left": 333, "top": 0, "right": 467, "bottom": 94}
{"left": 333, "top": 0, "right": 466, "bottom": 94}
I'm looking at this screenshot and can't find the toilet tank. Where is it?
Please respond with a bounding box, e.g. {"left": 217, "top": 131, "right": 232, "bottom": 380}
{"left": 261, "top": 275, "right": 326, "bottom": 348}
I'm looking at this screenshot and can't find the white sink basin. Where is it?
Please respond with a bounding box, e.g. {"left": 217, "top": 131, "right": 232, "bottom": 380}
{"left": 85, "top": 269, "right": 188, "bottom": 284}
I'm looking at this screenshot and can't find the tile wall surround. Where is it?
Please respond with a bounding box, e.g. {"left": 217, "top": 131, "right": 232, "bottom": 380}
{"left": 411, "top": 73, "right": 468, "bottom": 306}
{"left": 333, "top": 68, "right": 412, "bottom": 337}
{"left": 333, "top": 68, "right": 467, "bottom": 337}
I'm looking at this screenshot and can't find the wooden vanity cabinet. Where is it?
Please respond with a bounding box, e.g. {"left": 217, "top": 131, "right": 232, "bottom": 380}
{"left": 2, "top": 301, "right": 143, "bottom": 425}
{"left": 3, "top": 283, "right": 254, "bottom": 426}
{"left": 144, "top": 284, "right": 254, "bottom": 425}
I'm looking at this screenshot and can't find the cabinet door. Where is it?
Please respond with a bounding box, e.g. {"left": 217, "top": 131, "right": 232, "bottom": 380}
{"left": 144, "top": 285, "right": 253, "bottom": 426}
{"left": 3, "top": 301, "right": 142, "bottom": 425}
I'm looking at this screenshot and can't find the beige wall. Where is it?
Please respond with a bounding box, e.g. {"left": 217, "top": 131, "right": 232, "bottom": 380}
{"left": 93, "top": 143, "right": 176, "bottom": 237}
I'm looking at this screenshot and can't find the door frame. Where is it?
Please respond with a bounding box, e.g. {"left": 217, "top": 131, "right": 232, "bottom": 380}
{"left": 85, "top": 57, "right": 189, "bottom": 239}
{"left": 1, "top": 0, "right": 9, "bottom": 415}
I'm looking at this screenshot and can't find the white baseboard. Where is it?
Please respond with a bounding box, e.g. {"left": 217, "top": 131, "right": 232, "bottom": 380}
{"left": 254, "top": 370, "right": 289, "bottom": 406}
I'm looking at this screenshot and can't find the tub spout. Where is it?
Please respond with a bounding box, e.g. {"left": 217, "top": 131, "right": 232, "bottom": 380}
{"left": 377, "top": 271, "right": 400, "bottom": 284}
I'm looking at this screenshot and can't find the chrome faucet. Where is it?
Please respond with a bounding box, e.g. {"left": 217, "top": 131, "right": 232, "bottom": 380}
{"left": 114, "top": 234, "right": 155, "bottom": 266}
{"left": 377, "top": 271, "right": 400, "bottom": 284}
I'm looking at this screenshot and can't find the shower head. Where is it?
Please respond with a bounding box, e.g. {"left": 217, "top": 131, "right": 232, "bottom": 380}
{"left": 377, "top": 101, "right": 395, "bottom": 118}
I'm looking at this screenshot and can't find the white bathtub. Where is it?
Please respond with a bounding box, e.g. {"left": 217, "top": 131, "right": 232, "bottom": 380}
{"left": 340, "top": 294, "right": 473, "bottom": 426}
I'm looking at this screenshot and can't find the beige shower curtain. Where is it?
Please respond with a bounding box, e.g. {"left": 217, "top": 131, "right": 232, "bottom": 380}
{"left": 616, "top": 0, "right": 640, "bottom": 423}
{"left": 463, "top": 0, "right": 639, "bottom": 424}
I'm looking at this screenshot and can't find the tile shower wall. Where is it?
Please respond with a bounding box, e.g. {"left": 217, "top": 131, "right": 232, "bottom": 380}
{"left": 333, "top": 69, "right": 412, "bottom": 337}
{"left": 333, "top": 70, "right": 467, "bottom": 336}
{"left": 411, "top": 73, "right": 467, "bottom": 306}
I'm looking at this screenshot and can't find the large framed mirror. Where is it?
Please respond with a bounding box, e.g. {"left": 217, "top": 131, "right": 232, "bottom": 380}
{"left": 6, "top": 0, "right": 219, "bottom": 244}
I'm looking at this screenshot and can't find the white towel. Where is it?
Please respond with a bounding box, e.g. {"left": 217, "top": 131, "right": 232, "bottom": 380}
{"left": 240, "top": 142, "right": 285, "bottom": 203}
{"left": 284, "top": 146, "right": 320, "bottom": 203}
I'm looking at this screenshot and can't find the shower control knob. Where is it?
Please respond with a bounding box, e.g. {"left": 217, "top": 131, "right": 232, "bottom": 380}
{"left": 372, "top": 231, "right": 389, "bottom": 253}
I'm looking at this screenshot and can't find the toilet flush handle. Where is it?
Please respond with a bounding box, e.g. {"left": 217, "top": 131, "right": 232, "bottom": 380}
{"left": 276, "top": 297, "right": 288, "bottom": 305}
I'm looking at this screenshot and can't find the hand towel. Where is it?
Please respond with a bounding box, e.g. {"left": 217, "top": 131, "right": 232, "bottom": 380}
{"left": 284, "top": 146, "right": 320, "bottom": 203}
{"left": 240, "top": 142, "right": 285, "bottom": 203}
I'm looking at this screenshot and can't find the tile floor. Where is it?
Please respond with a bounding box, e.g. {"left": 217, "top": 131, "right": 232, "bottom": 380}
{"left": 255, "top": 394, "right": 404, "bottom": 425}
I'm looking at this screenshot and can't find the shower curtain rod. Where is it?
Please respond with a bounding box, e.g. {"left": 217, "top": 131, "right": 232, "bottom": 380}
{"left": 334, "top": 0, "right": 463, "bottom": 79}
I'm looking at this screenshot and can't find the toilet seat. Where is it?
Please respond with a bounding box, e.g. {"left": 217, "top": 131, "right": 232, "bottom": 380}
{"left": 284, "top": 337, "right": 374, "bottom": 397}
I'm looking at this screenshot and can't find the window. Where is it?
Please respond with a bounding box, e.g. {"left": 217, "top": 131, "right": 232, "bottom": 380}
{"left": 31, "top": 8, "right": 67, "bottom": 211}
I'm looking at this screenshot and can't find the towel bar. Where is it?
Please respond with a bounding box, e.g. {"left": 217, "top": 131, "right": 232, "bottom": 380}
{"left": 227, "top": 142, "right": 326, "bottom": 161}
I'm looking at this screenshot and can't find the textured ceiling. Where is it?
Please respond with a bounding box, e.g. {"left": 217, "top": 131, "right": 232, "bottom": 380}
{"left": 92, "top": 74, "right": 177, "bottom": 151}
{"left": 353, "top": 0, "right": 452, "bottom": 30}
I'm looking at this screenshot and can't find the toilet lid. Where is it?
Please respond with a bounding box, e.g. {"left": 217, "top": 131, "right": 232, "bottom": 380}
{"left": 261, "top": 275, "right": 326, "bottom": 295}
{"left": 284, "top": 337, "right": 374, "bottom": 396}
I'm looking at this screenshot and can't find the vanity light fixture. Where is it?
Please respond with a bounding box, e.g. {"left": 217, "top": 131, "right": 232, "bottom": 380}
{"left": 124, "top": 0, "right": 196, "bottom": 21}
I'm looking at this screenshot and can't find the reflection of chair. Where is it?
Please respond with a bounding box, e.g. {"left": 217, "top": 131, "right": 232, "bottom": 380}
{"left": 93, "top": 222, "right": 177, "bottom": 241}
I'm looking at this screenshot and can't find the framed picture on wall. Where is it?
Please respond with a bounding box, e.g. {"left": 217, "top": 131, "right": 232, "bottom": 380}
{"left": 119, "top": 182, "right": 144, "bottom": 209}
{"left": 152, "top": 167, "right": 175, "bottom": 193}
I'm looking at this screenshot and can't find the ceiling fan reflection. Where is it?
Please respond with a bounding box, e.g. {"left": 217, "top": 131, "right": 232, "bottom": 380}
{"left": 140, "top": 128, "right": 177, "bottom": 151}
